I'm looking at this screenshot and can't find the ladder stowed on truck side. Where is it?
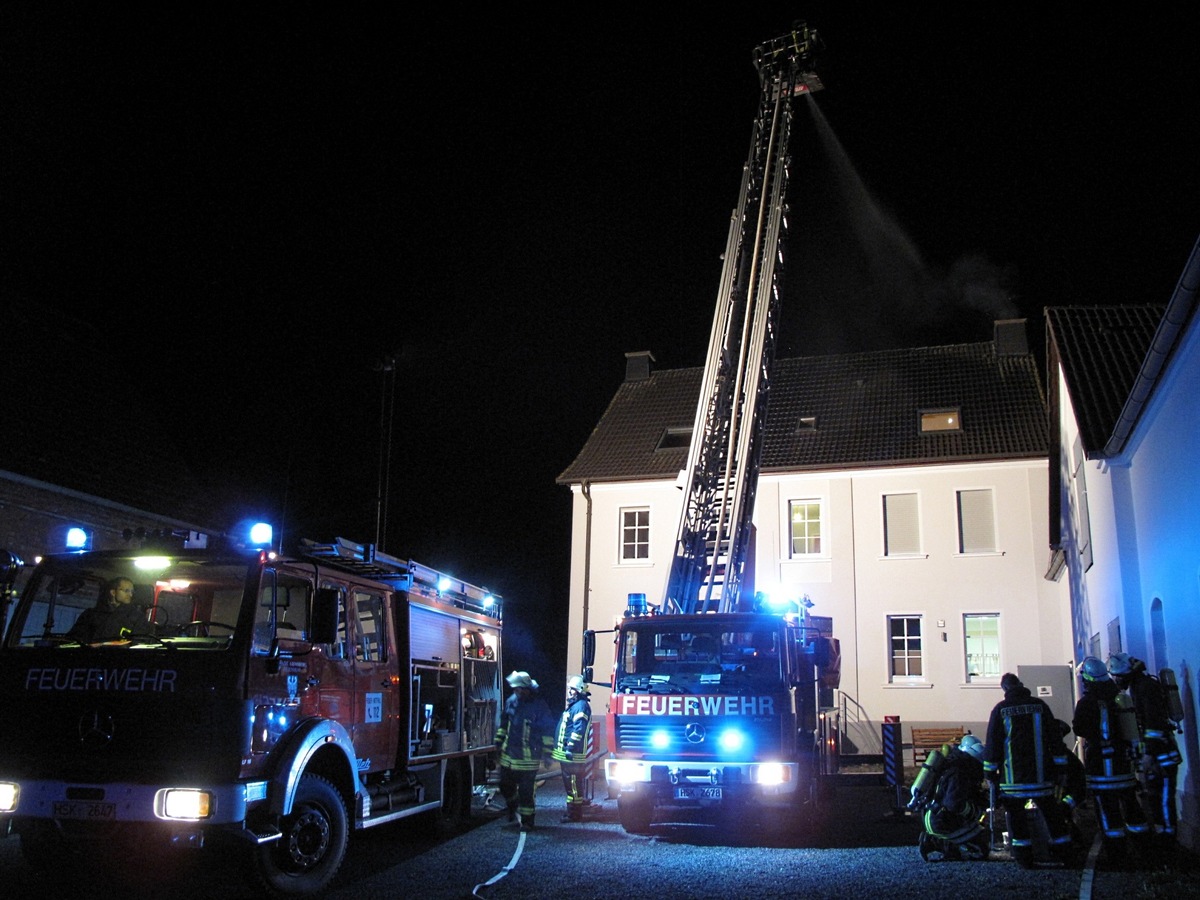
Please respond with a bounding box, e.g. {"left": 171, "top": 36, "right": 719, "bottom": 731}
{"left": 0, "top": 534, "right": 503, "bottom": 896}
{"left": 581, "top": 22, "right": 842, "bottom": 834}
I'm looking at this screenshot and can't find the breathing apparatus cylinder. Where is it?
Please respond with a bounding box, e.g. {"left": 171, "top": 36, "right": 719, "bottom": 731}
{"left": 1113, "top": 692, "right": 1141, "bottom": 744}
{"left": 907, "top": 746, "right": 945, "bottom": 811}
{"left": 1160, "top": 668, "right": 1186, "bottom": 727}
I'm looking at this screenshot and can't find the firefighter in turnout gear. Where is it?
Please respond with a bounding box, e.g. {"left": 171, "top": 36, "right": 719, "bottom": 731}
{"left": 984, "top": 673, "right": 1074, "bottom": 866}
{"left": 911, "top": 734, "right": 991, "bottom": 861}
{"left": 553, "top": 674, "right": 593, "bottom": 822}
{"left": 1108, "top": 652, "right": 1182, "bottom": 846}
{"left": 1073, "top": 656, "right": 1151, "bottom": 861}
{"left": 494, "top": 671, "right": 555, "bottom": 832}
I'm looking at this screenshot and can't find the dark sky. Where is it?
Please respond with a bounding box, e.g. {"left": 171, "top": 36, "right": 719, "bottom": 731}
{"left": 3, "top": 8, "right": 1197, "bottom": 676}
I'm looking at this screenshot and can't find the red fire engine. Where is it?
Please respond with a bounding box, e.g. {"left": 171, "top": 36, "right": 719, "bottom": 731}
{"left": 0, "top": 532, "right": 502, "bottom": 896}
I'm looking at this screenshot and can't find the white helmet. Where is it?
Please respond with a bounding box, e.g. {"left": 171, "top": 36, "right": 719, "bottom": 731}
{"left": 506, "top": 670, "right": 537, "bottom": 690}
{"left": 958, "top": 734, "right": 985, "bottom": 762}
{"left": 1078, "top": 656, "right": 1110, "bottom": 683}
{"left": 567, "top": 675, "right": 586, "bottom": 694}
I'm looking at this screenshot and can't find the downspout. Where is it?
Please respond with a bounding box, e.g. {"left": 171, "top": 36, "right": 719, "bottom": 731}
{"left": 581, "top": 480, "right": 593, "bottom": 633}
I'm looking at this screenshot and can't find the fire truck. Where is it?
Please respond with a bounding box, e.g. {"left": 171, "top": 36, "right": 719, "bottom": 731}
{"left": 0, "top": 532, "right": 503, "bottom": 896}
{"left": 580, "top": 22, "right": 841, "bottom": 834}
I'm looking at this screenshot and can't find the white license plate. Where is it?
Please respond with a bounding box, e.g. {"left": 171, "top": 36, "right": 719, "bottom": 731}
{"left": 53, "top": 800, "right": 116, "bottom": 821}
{"left": 674, "top": 786, "right": 722, "bottom": 800}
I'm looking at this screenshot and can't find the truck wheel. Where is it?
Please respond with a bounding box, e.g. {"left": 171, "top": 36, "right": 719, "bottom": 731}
{"left": 617, "top": 795, "right": 653, "bottom": 833}
{"left": 253, "top": 773, "right": 348, "bottom": 897}
{"left": 434, "top": 759, "right": 471, "bottom": 835}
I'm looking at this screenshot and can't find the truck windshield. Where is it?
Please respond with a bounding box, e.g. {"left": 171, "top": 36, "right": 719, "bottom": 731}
{"left": 617, "top": 625, "right": 783, "bottom": 693}
{"left": 4, "top": 555, "right": 252, "bottom": 650}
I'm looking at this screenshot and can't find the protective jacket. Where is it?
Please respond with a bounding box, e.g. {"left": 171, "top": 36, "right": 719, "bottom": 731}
{"left": 552, "top": 693, "right": 592, "bottom": 764}
{"left": 1073, "top": 678, "right": 1138, "bottom": 791}
{"left": 1127, "top": 670, "right": 1183, "bottom": 769}
{"left": 495, "top": 690, "right": 554, "bottom": 772}
{"left": 66, "top": 602, "right": 149, "bottom": 643}
{"left": 984, "top": 683, "right": 1065, "bottom": 798}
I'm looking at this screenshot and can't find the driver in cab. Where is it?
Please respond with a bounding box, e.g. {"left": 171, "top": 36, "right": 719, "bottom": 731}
{"left": 66, "top": 576, "right": 150, "bottom": 643}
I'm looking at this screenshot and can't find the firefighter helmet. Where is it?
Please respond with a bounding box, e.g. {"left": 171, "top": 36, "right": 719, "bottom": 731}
{"left": 1107, "top": 652, "right": 1134, "bottom": 677}
{"left": 567, "top": 675, "right": 586, "bottom": 695}
{"left": 958, "top": 734, "right": 985, "bottom": 761}
{"left": 506, "top": 670, "right": 537, "bottom": 690}
{"left": 1078, "top": 656, "right": 1110, "bottom": 682}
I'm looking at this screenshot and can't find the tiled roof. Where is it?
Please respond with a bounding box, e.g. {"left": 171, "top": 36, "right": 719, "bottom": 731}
{"left": 1044, "top": 305, "right": 1165, "bottom": 456}
{"left": 557, "top": 335, "right": 1049, "bottom": 485}
{"left": 1, "top": 300, "right": 222, "bottom": 528}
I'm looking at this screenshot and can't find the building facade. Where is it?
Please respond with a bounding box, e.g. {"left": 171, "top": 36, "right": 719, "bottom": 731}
{"left": 558, "top": 320, "right": 1073, "bottom": 757}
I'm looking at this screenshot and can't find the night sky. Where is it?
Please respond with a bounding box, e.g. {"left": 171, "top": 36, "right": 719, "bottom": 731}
{"left": 3, "top": 8, "right": 1197, "bottom": 681}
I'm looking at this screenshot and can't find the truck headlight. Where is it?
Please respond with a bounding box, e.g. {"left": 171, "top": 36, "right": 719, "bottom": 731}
{"left": 756, "top": 763, "right": 789, "bottom": 786}
{"left": 0, "top": 782, "right": 18, "bottom": 812}
{"left": 157, "top": 789, "right": 212, "bottom": 820}
{"left": 610, "top": 761, "right": 644, "bottom": 786}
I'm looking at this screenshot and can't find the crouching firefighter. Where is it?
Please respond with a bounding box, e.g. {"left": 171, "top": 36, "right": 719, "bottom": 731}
{"left": 909, "top": 734, "right": 990, "bottom": 861}
{"left": 552, "top": 674, "right": 594, "bottom": 822}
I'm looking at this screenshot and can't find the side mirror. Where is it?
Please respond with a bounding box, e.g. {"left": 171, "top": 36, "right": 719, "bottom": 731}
{"left": 582, "top": 629, "right": 596, "bottom": 669}
{"left": 311, "top": 587, "right": 340, "bottom": 645}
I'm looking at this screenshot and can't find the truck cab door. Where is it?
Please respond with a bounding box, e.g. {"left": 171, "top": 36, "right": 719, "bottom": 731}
{"left": 347, "top": 586, "right": 399, "bottom": 772}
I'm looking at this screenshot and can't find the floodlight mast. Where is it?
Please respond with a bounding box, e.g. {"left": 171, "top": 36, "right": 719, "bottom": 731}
{"left": 666, "top": 22, "right": 823, "bottom": 615}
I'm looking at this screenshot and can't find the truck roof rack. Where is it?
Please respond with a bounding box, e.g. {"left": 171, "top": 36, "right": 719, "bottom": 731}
{"left": 299, "top": 537, "right": 502, "bottom": 621}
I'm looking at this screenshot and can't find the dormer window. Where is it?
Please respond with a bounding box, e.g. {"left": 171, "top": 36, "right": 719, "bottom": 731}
{"left": 656, "top": 428, "right": 692, "bottom": 451}
{"left": 920, "top": 408, "right": 961, "bottom": 434}
{"left": 795, "top": 415, "right": 818, "bottom": 435}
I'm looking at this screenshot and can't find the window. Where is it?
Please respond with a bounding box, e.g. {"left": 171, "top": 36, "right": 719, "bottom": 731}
{"left": 795, "top": 415, "right": 818, "bottom": 435}
{"left": 352, "top": 589, "right": 387, "bottom": 662}
{"left": 789, "top": 499, "right": 822, "bottom": 556}
{"left": 957, "top": 489, "right": 996, "bottom": 553}
{"left": 1072, "top": 437, "right": 1093, "bottom": 571}
{"left": 920, "top": 408, "right": 961, "bottom": 433}
{"left": 964, "top": 614, "right": 1000, "bottom": 682}
{"left": 620, "top": 508, "right": 650, "bottom": 562}
{"left": 883, "top": 493, "right": 920, "bottom": 556}
{"left": 889, "top": 615, "right": 923, "bottom": 679}
{"left": 655, "top": 428, "right": 691, "bottom": 451}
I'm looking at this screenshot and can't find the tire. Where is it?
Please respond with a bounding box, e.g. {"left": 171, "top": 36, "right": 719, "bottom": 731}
{"left": 434, "top": 759, "right": 471, "bottom": 836}
{"left": 252, "top": 773, "right": 349, "bottom": 897}
{"left": 617, "top": 795, "right": 653, "bottom": 834}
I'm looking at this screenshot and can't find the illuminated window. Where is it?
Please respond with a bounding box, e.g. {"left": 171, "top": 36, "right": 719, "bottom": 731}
{"left": 620, "top": 508, "right": 650, "bottom": 562}
{"left": 964, "top": 614, "right": 1000, "bottom": 683}
{"left": 889, "top": 615, "right": 923, "bottom": 679}
{"left": 957, "top": 489, "right": 996, "bottom": 553}
{"left": 920, "top": 408, "right": 961, "bottom": 433}
{"left": 789, "top": 499, "right": 822, "bottom": 556}
{"left": 883, "top": 493, "right": 920, "bottom": 556}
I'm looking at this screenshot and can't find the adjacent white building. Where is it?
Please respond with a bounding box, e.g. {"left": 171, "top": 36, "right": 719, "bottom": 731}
{"left": 1045, "top": 234, "right": 1200, "bottom": 848}
{"left": 558, "top": 320, "right": 1073, "bottom": 757}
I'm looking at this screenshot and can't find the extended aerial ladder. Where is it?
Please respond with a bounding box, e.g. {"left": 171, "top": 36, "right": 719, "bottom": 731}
{"left": 665, "top": 23, "right": 823, "bottom": 615}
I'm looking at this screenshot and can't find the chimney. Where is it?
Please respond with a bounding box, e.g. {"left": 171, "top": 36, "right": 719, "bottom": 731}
{"left": 993, "top": 318, "right": 1028, "bottom": 356}
{"left": 624, "top": 350, "right": 656, "bottom": 382}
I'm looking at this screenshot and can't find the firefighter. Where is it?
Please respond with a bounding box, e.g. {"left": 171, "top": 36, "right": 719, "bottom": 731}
{"left": 65, "top": 576, "right": 149, "bottom": 642}
{"left": 1073, "top": 656, "right": 1151, "bottom": 862}
{"left": 983, "top": 672, "right": 1073, "bottom": 867}
{"left": 552, "top": 674, "right": 593, "bottom": 822}
{"left": 494, "top": 670, "right": 554, "bottom": 832}
{"left": 1108, "top": 652, "right": 1182, "bottom": 846}
{"left": 915, "top": 734, "right": 990, "bottom": 861}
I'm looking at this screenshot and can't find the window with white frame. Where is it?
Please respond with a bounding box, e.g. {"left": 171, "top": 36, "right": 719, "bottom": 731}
{"left": 888, "top": 615, "right": 923, "bottom": 680}
{"left": 957, "top": 488, "right": 996, "bottom": 553}
{"left": 964, "top": 613, "right": 1000, "bottom": 682}
{"left": 883, "top": 492, "right": 920, "bottom": 556}
{"left": 620, "top": 507, "right": 650, "bottom": 562}
{"left": 789, "top": 499, "right": 822, "bottom": 557}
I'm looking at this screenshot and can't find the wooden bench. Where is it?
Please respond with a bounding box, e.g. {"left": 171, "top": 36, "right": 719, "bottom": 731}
{"left": 910, "top": 726, "right": 966, "bottom": 768}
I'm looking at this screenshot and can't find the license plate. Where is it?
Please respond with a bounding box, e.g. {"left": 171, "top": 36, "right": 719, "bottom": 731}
{"left": 674, "top": 786, "right": 721, "bottom": 800}
{"left": 53, "top": 800, "right": 116, "bottom": 821}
